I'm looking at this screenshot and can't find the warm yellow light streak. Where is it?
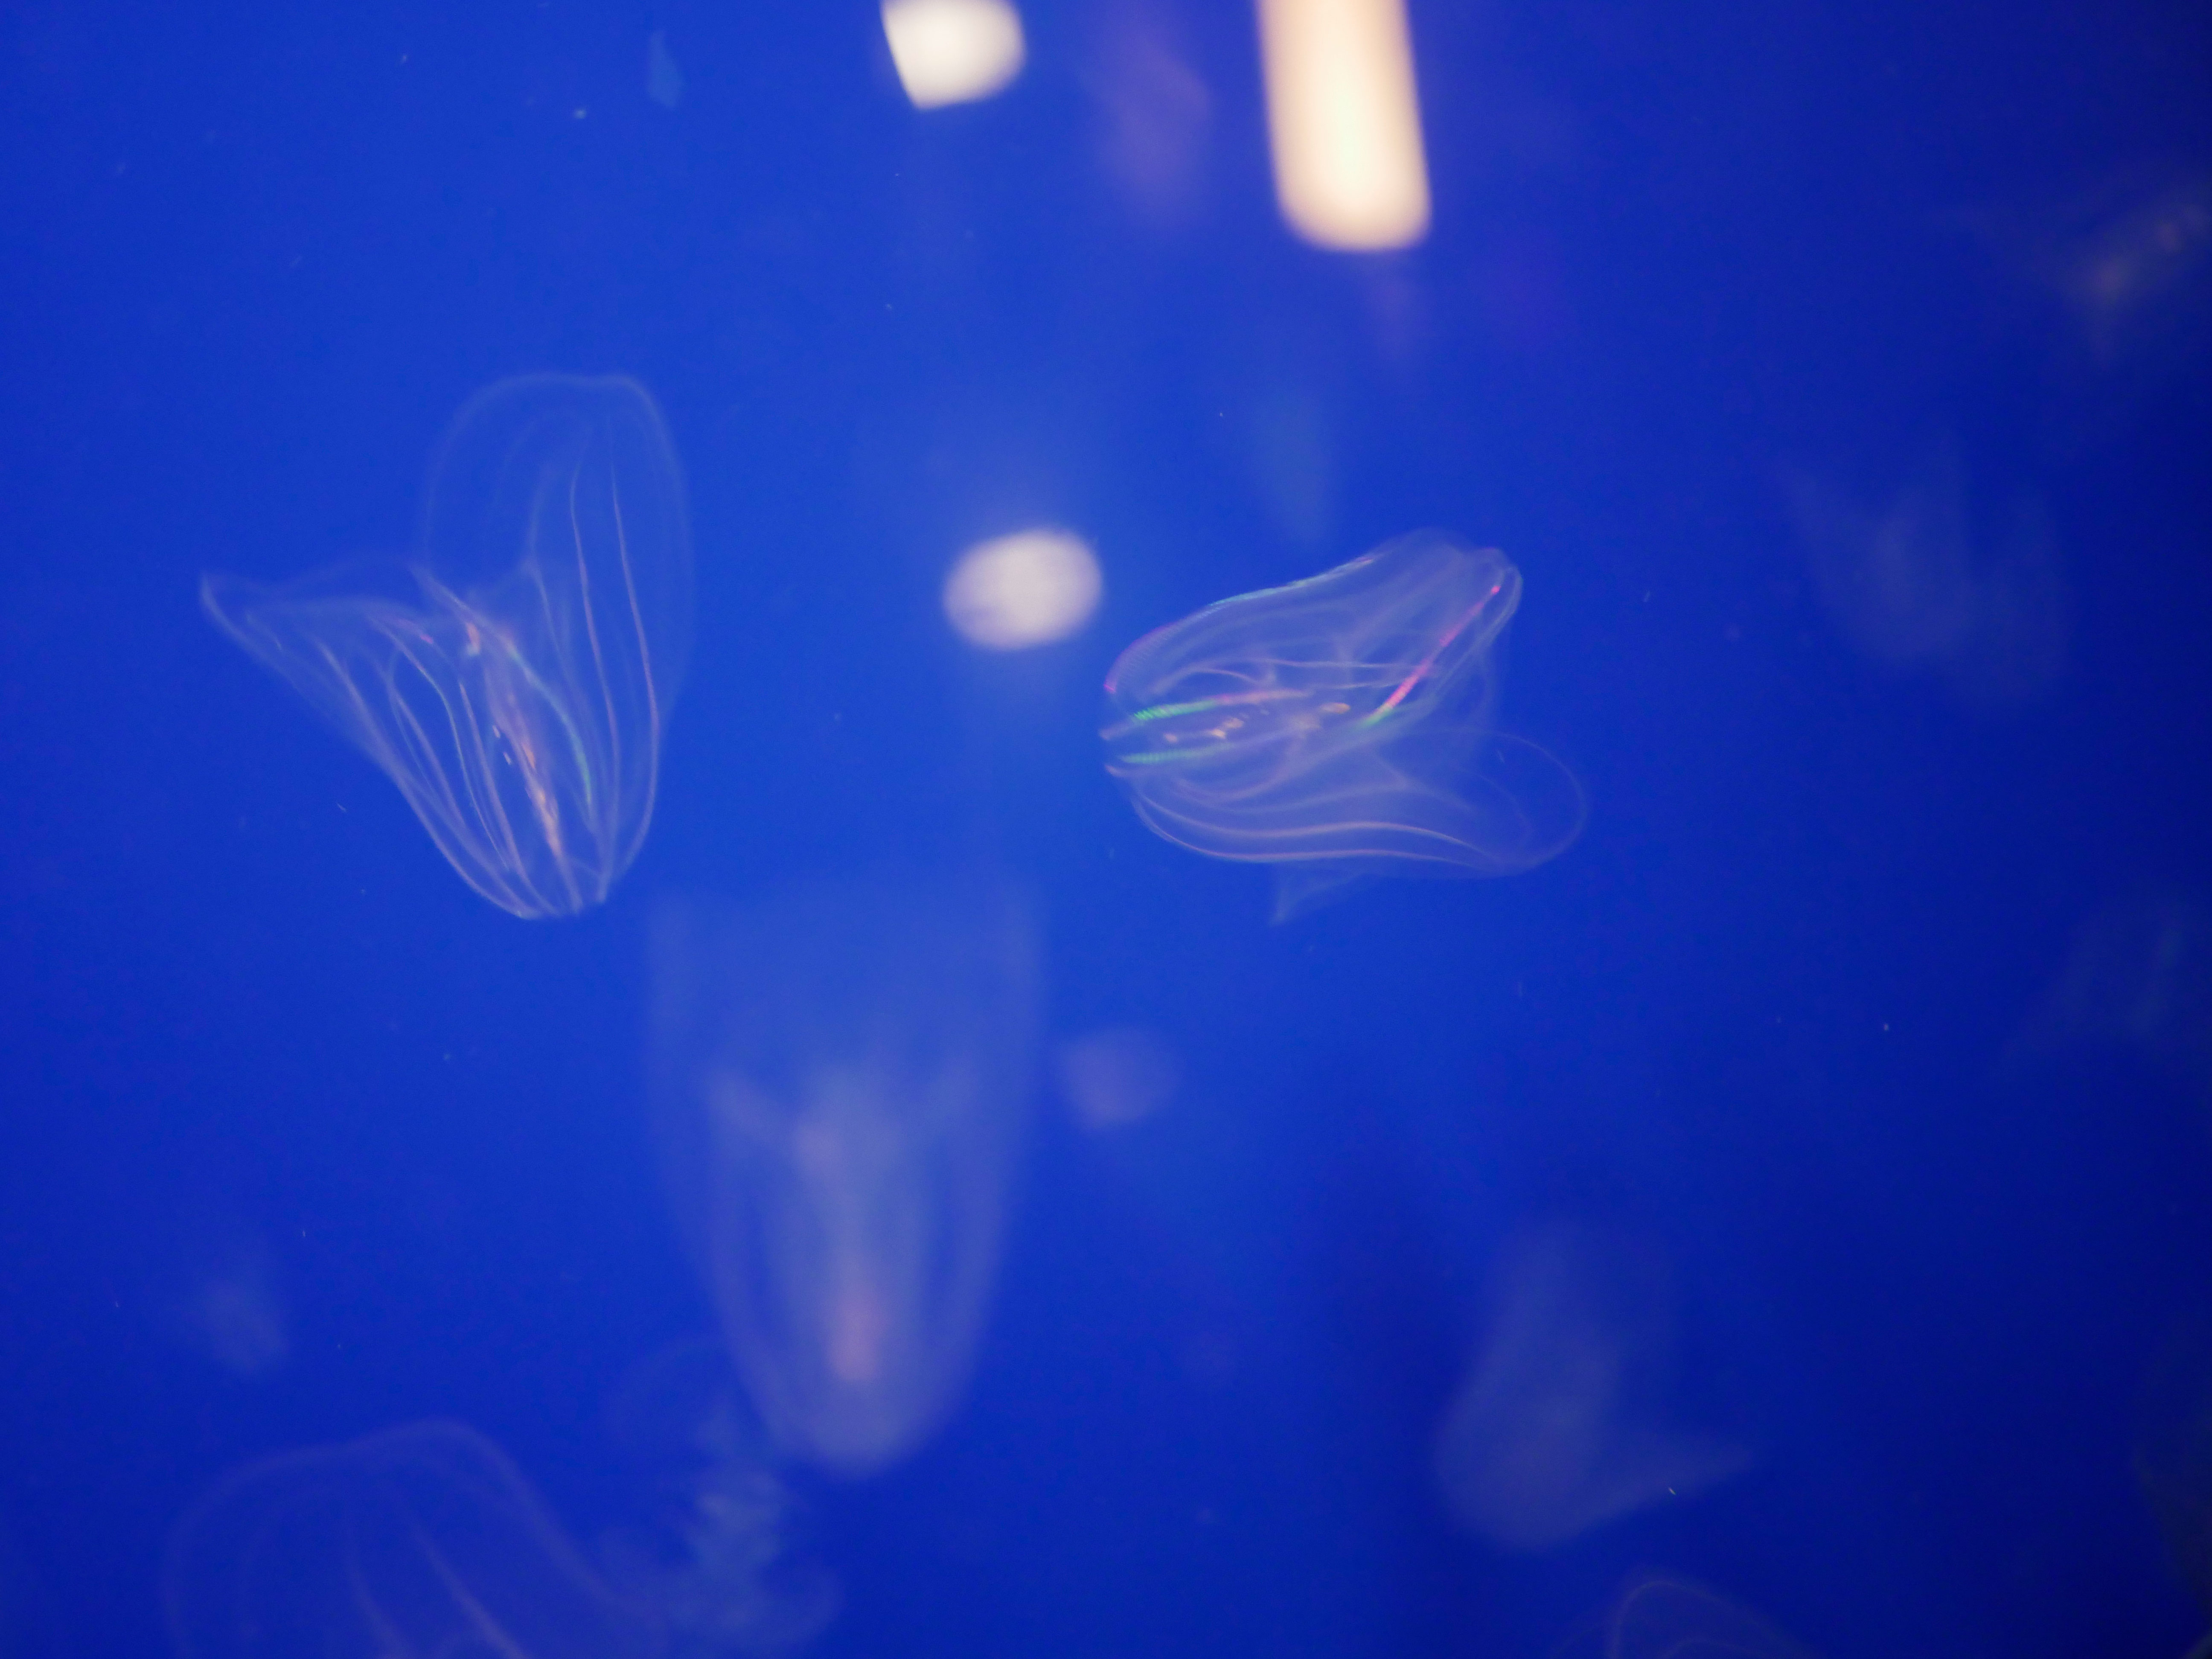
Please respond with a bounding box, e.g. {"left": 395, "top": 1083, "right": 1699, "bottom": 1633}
{"left": 1255, "top": 0, "right": 1431, "bottom": 250}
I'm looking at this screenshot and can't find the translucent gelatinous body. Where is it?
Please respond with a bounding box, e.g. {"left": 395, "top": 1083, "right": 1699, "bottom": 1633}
{"left": 203, "top": 375, "right": 691, "bottom": 917}
{"left": 649, "top": 880, "right": 1038, "bottom": 1476}
{"left": 1102, "top": 531, "right": 1581, "bottom": 916}
{"left": 163, "top": 1421, "right": 656, "bottom": 1659}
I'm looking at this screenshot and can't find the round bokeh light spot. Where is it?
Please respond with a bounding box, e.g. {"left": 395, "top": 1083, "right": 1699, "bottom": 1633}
{"left": 943, "top": 528, "right": 1103, "bottom": 650}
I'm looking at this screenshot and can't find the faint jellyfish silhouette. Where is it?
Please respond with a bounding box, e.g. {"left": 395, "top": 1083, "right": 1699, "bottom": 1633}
{"left": 2040, "top": 168, "right": 2212, "bottom": 371}
{"left": 157, "top": 1225, "right": 288, "bottom": 1379}
{"left": 1055, "top": 1026, "right": 1181, "bottom": 1131}
{"left": 139, "top": 1195, "right": 291, "bottom": 1379}
{"left": 646, "top": 30, "right": 684, "bottom": 108}
{"left": 1947, "top": 164, "right": 2212, "bottom": 453}
{"left": 1552, "top": 1575, "right": 1821, "bottom": 1659}
{"left": 1082, "top": 0, "right": 1213, "bottom": 229}
{"left": 163, "top": 1420, "right": 661, "bottom": 1659}
{"left": 1434, "top": 1220, "right": 1750, "bottom": 1551}
{"left": 600, "top": 1338, "right": 839, "bottom": 1658}
{"left": 1100, "top": 531, "right": 1583, "bottom": 920}
{"left": 1780, "top": 435, "right": 2067, "bottom": 710}
{"left": 649, "top": 879, "right": 1039, "bottom": 1477}
{"left": 202, "top": 375, "right": 692, "bottom": 918}
{"left": 2009, "top": 885, "right": 2212, "bottom": 1104}
{"left": 1963, "top": 163, "right": 2212, "bottom": 373}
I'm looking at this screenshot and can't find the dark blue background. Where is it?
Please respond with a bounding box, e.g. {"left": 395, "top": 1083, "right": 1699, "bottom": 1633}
{"left": 2, "top": 0, "right": 2208, "bottom": 1652}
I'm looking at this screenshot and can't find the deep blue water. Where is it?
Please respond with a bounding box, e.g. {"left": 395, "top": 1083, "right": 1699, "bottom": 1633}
{"left": 2, "top": 0, "right": 2209, "bottom": 1654}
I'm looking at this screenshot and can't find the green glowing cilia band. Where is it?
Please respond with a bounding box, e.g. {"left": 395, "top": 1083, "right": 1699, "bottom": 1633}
{"left": 1122, "top": 687, "right": 1306, "bottom": 724}
{"left": 1112, "top": 579, "right": 1503, "bottom": 766}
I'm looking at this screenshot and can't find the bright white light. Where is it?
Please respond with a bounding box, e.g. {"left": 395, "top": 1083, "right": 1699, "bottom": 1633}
{"left": 1256, "top": 0, "right": 1431, "bottom": 250}
{"left": 882, "top": 0, "right": 1027, "bottom": 110}
{"left": 943, "top": 529, "right": 1102, "bottom": 651}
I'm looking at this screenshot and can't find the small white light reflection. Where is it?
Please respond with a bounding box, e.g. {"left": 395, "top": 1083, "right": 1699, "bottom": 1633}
{"left": 1256, "top": 0, "right": 1431, "bottom": 250}
{"left": 882, "top": 0, "right": 1027, "bottom": 110}
{"left": 943, "top": 528, "right": 1102, "bottom": 651}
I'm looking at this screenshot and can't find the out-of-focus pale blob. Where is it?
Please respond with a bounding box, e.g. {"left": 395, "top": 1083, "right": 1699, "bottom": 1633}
{"left": 601, "top": 1338, "right": 840, "bottom": 1658}
{"left": 1085, "top": 3, "right": 1212, "bottom": 226}
{"left": 1971, "top": 165, "right": 2212, "bottom": 371}
{"left": 647, "top": 29, "right": 684, "bottom": 108}
{"left": 1057, "top": 1027, "right": 1181, "bottom": 1130}
{"left": 165, "top": 1236, "right": 288, "bottom": 1378}
{"left": 1433, "top": 1221, "right": 1750, "bottom": 1552}
{"left": 2049, "top": 170, "right": 2212, "bottom": 366}
{"left": 1954, "top": 166, "right": 2212, "bottom": 451}
{"left": 882, "top": 0, "right": 1025, "bottom": 109}
{"left": 650, "top": 880, "right": 1038, "bottom": 1477}
{"left": 1256, "top": 0, "right": 1430, "bottom": 250}
{"left": 943, "top": 528, "right": 1103, "bottom": 650}
{"left": 164, "top": 1421, "right": 658, "bottom": 1659}
{"left": 1554, "top": 1576, "right": 1823, "bottom": 1659}
{"left": 202, "top": 375, "right": 693, "bottom": 917}
{"left": 1781, "top": 437, "right": 2068, "bottom": 710}
{"left": 2013, "top": 887, "right": 2212, "bottom": 1101}
{"left": 1101, "top": 532, "right": 1583, "bottom": 920}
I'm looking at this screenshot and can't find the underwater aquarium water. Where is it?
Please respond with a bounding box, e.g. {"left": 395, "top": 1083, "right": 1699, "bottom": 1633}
{"left": 0, "top": 0, "right": 2207, "bottom": 1655}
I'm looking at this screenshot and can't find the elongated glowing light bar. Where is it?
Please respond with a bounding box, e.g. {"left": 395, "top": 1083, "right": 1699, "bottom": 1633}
{"left": 1256, "top": 0, "right": 1431, "bottom": 250}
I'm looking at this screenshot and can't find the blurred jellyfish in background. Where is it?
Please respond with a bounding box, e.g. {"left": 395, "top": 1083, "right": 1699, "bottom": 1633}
{"left": 202, "top": 375, "right": 693, "bottom": 918}
{"left": 153, "top": 1219, "right": 288, "bottom": 1380}
{"left": 1551, "top": 1575, "right": 1822, "bottom": 1659}
{"left": 649, "top": 879, "right": 1039, "bottom": 1478}
{"left": 1255, "top": 0, "right": 1431, "bottom": 250}
{"left": 1965, "top": 165, "right": 2212, "bottom": 375}
{"left": 1102, "top": 532, "right": 1583, "bottom": 920}
{"left": 1947, "top": 163, "right": 2212, "bottom": 457}
{"left": 1056, "top": 1026, "right": 1182, "bottom": 1133}
{"left": 163, "top": 1421, "right": 659, "bottom": 1659}
{"left": 942, "top": 528, "right": 1103, "bottom": 651}
{"left": 2011, "top": 886, "right": 2212, "bottom": 1106}
{"left": 880, "top": 0, "right": 1026, "bottom": 109}
{"left": 2029, "top": 167, "right": 2212, "bottom": 370}
{"left": 600, "top": 1339, "right": 838, "bottom": 1659}
{"left": 645, "top": 31, "right": 684, "bottom": 110}
{"left": 1780, "top": 435, "right": 2069, "bottom": 710}
{"left": 1080, "top": 0, "right": 1214, "bottom": 229}
{"left": 1432, "top": 1219, "right": 1751, "bottom": 1552}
